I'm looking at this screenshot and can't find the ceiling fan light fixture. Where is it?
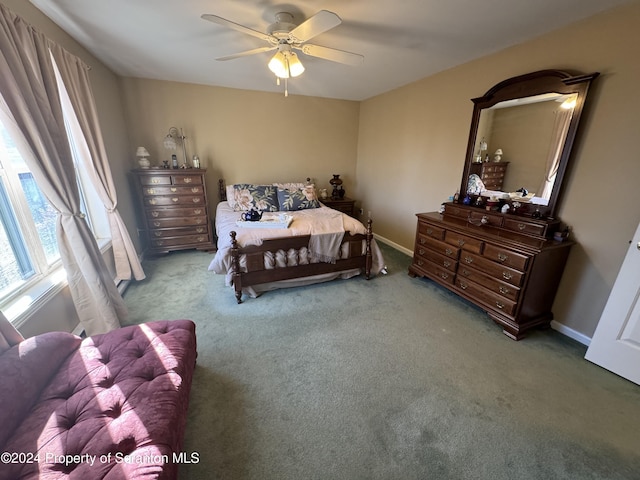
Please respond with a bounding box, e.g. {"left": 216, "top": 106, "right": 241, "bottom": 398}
{"left": 288, "top": 52, "right": 305, "bottom": 77}
{"left": 268, "top": 51, "right": 289, "bottom": 78}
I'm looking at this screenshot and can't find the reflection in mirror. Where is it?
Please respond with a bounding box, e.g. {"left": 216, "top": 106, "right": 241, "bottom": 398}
{"left": 459, "top": 70, "right": 599, "bottom": 219}
{"left": 471, "top": 93, "right": 577, "bottom": 206}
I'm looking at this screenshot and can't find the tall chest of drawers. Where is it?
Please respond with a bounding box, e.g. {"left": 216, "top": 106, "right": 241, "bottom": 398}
{"left": 468, "top": 162, "right": 509, "bottom": 190}
{"left": 132, "top": 169, "right": 215, "bottom": 255}
{"left": 408, "top": 204, "right": 573, "bottom": 340}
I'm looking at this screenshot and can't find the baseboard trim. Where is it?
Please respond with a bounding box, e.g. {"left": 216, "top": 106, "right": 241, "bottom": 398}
{"left": 551, "top": 320, "right": 591, "bottom": 346}
{"left": 373, "top": 233, "right": 413, "bottom": 257}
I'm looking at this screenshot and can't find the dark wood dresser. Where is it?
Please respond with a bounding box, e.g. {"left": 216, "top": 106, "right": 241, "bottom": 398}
{"left": 468, "top": 162, "right": 509, "bottom": 190}
{"left": 408, "top": 203, "right": 573, "bottom": 340}
{"left": 132, "top": 169, "right": 215, "bottom": 255}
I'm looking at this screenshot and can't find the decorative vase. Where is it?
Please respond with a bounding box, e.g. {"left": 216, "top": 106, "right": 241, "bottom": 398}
{"left": 329, "top": 174, "right": 343, "bottom": 199}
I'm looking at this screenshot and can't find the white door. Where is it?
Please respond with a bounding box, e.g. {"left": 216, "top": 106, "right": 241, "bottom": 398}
{"left": 585, "top": 221, "right": 640, "bottom": 385}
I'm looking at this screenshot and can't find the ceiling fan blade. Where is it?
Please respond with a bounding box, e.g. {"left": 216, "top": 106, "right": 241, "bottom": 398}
{"left": 201, "top": 14, "right": 273, "bottom": 43}
{"left": 289, "top": 10, "right": 342, "bottom": 43}
{"left": 299, "top": 44, "right": 364, "bottom": 66}
{"left": 216, "top": 46, "right": 276, "bottom": 61}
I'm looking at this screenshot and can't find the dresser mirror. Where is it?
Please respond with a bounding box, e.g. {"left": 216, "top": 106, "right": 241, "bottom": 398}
{"left": 458, "top": 70, "right": 599, "bottom": 219}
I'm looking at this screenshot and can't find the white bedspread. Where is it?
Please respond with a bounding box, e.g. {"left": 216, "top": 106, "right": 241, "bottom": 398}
{"left": 208, "top": 201, "right": 385, "bottom": 296}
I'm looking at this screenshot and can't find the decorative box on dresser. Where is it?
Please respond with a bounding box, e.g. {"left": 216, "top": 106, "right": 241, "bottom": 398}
{"left": 408, "top": 204, "right": 572, "bottom": 340}
{"left": 132, "top": 169, "right": 215, "bottom": 255}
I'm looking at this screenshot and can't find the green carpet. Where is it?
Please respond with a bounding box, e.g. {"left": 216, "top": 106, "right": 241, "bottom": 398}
{"left": 123, "top": 243, "right": 640, "bottom": 480}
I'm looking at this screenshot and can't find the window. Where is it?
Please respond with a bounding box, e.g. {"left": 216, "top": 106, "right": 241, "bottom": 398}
{"left": 0, "top": 116, "right": 108, "bottom": 306}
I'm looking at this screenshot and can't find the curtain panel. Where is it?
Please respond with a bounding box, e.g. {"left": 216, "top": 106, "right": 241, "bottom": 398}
{"left": 0, "top": 3, "right": 132, "bottom": 335}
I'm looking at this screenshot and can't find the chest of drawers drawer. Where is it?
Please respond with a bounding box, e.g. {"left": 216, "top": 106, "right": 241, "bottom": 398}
{"left": 142, "top": 185, "right": 204, "bottom": 196}
{"left": 455, "top": 277, "right": 517, "bottom": 316}
{"left": 144, "top": 195, "right": 205, "bottom": 207}
{"left": 482, "top": 244, "right": 529, "bottom": 270}
{"left": 416, "top": 233, "right": 460, "bottom": 258}
{"left": 444, "top": 230, "right": 483, "bottom": 253}
{"left": 459, "top": 252, "right": 524, "bottom": 287}
{"left": 458, "top": 264, "right": 520, "bottom": 302}
{"left": 415, "top": 246, "right": 457, "bottom": 272}
{"left": 147, "top": 207, "right": 206, "bottom": 218}
{"left": 147, "top": 216, "right": 209, "bottom": 229}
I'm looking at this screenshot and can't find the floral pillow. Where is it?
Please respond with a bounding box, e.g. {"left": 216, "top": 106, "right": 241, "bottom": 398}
{"left": 277, "top": 187, "right": 320, "bottom": 211}
{"left": 229, "top": 184, "right": 279, "bottom": 212}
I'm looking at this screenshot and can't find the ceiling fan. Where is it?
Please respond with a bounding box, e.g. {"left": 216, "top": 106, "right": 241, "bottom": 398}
{"left": 201, "top": 10, "right": 364, "bottom": 94}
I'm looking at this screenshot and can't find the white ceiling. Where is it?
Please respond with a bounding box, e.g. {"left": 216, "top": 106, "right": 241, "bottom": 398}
{"left": 30, "top": 0, "right": 632, "bottom": 101}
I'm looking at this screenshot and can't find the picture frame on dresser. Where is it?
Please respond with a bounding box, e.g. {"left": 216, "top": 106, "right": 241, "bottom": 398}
{"left": 409, "top": 69, "right": 599, "bottom": 340}
{"left": 131, "top": 168, "right": 216, "bottom": 255}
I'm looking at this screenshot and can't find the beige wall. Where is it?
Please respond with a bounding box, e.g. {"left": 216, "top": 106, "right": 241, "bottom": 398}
{"left": 356, "top": 2, "right": 640, "bottom": 337}
{"left": 120, "top": 78, "right": 360, "bottom": 217}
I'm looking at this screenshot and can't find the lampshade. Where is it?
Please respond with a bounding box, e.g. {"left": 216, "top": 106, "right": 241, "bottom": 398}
{"left": 136, "top": 146, "right": 149, "bottom": 157}
{"left": 268, "top": 51, "right": 289, "bottom": 78}
{"left": 287, "top": 52, "right": 305, "bottom": 77}
{"left": 494, "top": 149, "right": 503, "bottom": 155}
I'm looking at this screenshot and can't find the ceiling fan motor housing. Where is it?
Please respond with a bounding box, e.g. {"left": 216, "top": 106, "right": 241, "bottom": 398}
{"left": 267, "top": 12, "right": 297, "bottom": 40}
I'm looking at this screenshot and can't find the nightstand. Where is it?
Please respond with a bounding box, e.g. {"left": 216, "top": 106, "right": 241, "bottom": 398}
{"left": 322, "top": 197, "right": 356, "bottom": 217}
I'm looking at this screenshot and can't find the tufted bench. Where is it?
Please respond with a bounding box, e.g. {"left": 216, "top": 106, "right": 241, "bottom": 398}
{"left": 0, "top": 318, "right": 197, "bottom": 479}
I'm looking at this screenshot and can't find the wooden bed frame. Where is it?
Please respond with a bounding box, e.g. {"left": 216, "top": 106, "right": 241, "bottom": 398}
{"left": 219, "top": 179, "right": 374, "bottom": 303}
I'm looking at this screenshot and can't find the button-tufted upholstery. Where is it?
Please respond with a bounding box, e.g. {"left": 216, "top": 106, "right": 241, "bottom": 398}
{"left": 0, "top": 319, "right": 197, "bottom": 480}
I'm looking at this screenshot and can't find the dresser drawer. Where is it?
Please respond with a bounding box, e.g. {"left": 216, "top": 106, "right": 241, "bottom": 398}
{"left": 445, "top": 231, "right": 483, "bottom": 253}
{"left": 139, "top": 175, "right": 171, "bottom": 186}
{"left": 455, "top": 278, "right": 517, "bottom": 317}
{"left": 458, "top": 265, "right": 520, "bottom": 302}
{"left": 147, "top": 207, "right": 207, "bottom": 218}
{"left": 142, "top": 185, "right": 204, "bottom": 196}
{"left": 418, "top": 222, "right": 445, "bottom": 241}
{"left": 416, "top": 259, "right": 456, "bottom": 285}
{"left": 416, "top": 234, "right": 460, "bottom": 258}
{"left": 151, "top": 234, "right": 211, "bottom": 248}
{"left": 460, "top": 252, "right": 524, "bottom": 287}
{"left": 148, "top": 216, "right": 209, "bottom": 228}
{"left": 144, "top": 195, "right": 205, "bottom": 207}
{"left": 172, "top": 174, "right": 203, "bottom": 185}
{"left": 149, "top": 226, "right": 209, "bottom": 238}
{"left": 415, "top": 247, "right": 457, "bottom": 272}
{"left": 503, "top": 218, "right": 546, "bottom": 236}
{"left": 483, "top": 243, "right": 529, "bottom": 270}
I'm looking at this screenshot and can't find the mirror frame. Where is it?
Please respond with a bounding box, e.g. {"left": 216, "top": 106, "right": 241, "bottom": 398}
{"left": 458, "top": 69, "right": 599, "bottom": 219}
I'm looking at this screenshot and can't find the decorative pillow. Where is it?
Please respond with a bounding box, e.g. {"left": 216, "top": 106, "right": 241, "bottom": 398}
{"left": 277, "top": 187, "right": 320, "bottom": 211}
{"left": 229, "top": 184, "right": 279, "bottom": 212}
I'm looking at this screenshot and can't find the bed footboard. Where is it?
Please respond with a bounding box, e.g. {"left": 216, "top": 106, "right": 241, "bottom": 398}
{"left": 229, "top": 219, "right": 373, "bottom": 303}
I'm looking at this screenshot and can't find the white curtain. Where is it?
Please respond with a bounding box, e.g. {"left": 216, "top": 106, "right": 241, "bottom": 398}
{"left": 539, "top": 108, "right": 573, "bottom": 200}
{"left": 0, "top": 4, "right": 129, "bottom": 335}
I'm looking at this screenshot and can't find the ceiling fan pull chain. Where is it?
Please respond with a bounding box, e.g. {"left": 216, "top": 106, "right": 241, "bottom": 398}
{"left": 285, "top": 78, "right": 289, "bottom": 97}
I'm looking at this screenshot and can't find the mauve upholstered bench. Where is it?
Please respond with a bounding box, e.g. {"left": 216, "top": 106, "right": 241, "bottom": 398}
{"left": 0, "top": 316, "right": 197, "bottom": 480}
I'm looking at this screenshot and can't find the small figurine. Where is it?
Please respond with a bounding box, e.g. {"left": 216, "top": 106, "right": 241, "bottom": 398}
{"left": 501, "top": 204, "right": 510, "bottom": 214}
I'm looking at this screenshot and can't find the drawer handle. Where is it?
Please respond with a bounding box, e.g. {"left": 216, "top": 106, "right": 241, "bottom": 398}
{"left": 191, "top": 187, "right": 200, "bottom": 193}
{"left": 417, "top": 260, "right": 424, "bottom": 266}
{"left": 443, "top": 260, "right": 451, "bottom": 268}
{"left": 496, "top": 301, "right": 505, "bottom": 309}
{"left": 193, "top": 198, "right": 201, "bottom": 203}
{"left": 518, "top": 223, "right": 526, "bottom": 231}
{"left": 502, "top": 271, "right": 513, "bottom": 280}
{"left": 171, "top": 187, "right": 177, "bottom": 192}
{"left": 440, "top": 272, "right": 449, "bottom": 280}
{"left": 151, "top": 211, "right": 159, "bottom": 217}
{"left": 184, "top": 177, "right": 193, "bottom": 184}
{"left": 426, "top": 228, "right": 433, "bottom": 235}
{"left": 445, "top": 248, "right": 453, "bottom": 256}
{"left": 146, "top": 188, "right": 155, "bottom": 194}
{"left": 458, "top": 239, "right": 466, "bottom": 246}
{"left": 149, "top": 199, "right": 157, "bottom": 205}
{"left": 461, "top": 269, "right": 471, "bottom": 277}
{"left": 419, "top": 249, "right": 425, "bottom": 255}
{"left": 154, "top": 232, "right": 162, "bottom": 237}
{"left": 197, "top": 236, "right": 205, "bottom": 242}
{"left": 420, "top": 238, "right": 426, "bottom": 245}
{"left": 156, "top": 240, "right": 164, "bottom": 245}
{"left": 195, "top": 218, "right": 203, "bottom": 224}
{"left": 193, "top": 209, "right": 202, "bottom": 214}
{"left": 151, "top": 179, "right": 160, "bottom": 184}
{"left": 497, "top": 253, "right": 508, "bottom": 262}
{"left": 499, "top": 286, "right": 510, "bottom": 295}
{"left": 459, "top": 281, "right": 468, "bottom": 290}
{"left": 464, "top": 256, "right": 473, "bottom": 264}
{"left": 153, "top": 221, "right": 161, "bottom": 227}
{"left": 172, "top": 197, "right": 179, "bottom": 203}
{"left": 196, "top": 227, "right": 205, "bottom": 233}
